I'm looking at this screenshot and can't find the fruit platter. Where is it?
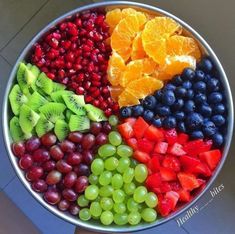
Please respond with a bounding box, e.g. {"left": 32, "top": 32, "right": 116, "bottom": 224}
{"left": 2, "top": 1, "right": 233, "bottom": 233}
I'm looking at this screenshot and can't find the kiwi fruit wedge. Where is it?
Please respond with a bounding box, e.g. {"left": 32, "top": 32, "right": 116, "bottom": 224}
{"left": 19, "top": 104, "right": 40, "bottom": 134}
{"left": 9, "top": 84, "right": 28, "bottom": 115}
{"left": 84, "top": 104, "right": 107, "bottom": 122}
{"left": 27, "top": 91, "right": 48, "bottom": 111}
{"left": 26, "top": 63, "right": 32, "bottom": 69}
{"left": 69, "top": 115, "right": 90, "bottom": 132}
{"left": 54, "top": 119, "right": 69, "bottom": 141}
{"left": 65, "top": 109, "right": 73, "bottom": 122}
{"left": 39, "top": 102, "right": 66, "bottom": 123}
{"left": 52, "top": 82, "right": 66, "bottom": 92}
{"left": 10, "top": 116, "right": 25, "bottom": 142}
{"left": 17, "top": 62, "right": 30, "bottom": 95}
{"left": 35, "top": 114, "right": 54, "bottom": 137}
{"left": 36, "top": 72, "right": 53, "bottom": 95}
{"left": 51, "top": 90, "right": 73, "bottom": 103}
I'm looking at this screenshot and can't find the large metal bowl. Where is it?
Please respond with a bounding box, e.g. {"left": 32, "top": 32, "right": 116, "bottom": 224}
{"left": 2, "top": 1, "right": 234, "bottom": 233}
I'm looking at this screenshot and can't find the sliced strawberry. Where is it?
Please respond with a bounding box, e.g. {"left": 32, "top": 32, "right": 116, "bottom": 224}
{"left": 145, "top": 173, "right": 162, "bottom": 189}
{"left": 137, "top": 138, "right": 155, "bottom": 153}
{"left": 162, "top": 156, "right": 181, "bottom": 172}
{"left": 157, "top": 197, "right": 172, "bottom": 217}
{"left": 154, "top": 142, "right": 168, "bottom": 154}
{"left": 145, "top": 125, "right": 164, "bottom": 142}
{"left": 197, "top": 178, "right": 206, "bottom": 187}
{"left": 160, "top": 167, "right": 177, "bottom": 181}
{"left": 165, "top": 129, "right": 178, "bottom": 145}
{"left": 177, "top": 172, "right": 200, "bottom": 191}
{"left": 133, "top": 117, "right": 149, "bottom": 139}
{"left": 165, "top": 191, "right": 179, "bottom": 210}
{"left": 117, "top": 122, "right": 133, "bottom": 139}
{"left": 178, "top": 189, "right": 191, "bottom": 202}
{"left": 168, "top": 143, "right": 186, "bottom": 156}
{"left": 194, "top": 162, "right": 212, "bottom": 177}
{"left": 169, "top": 181, "right": 181, "bottom": 191}
{"left": 148, "top": 156, "right": 160, "bottom": 173}
{"left": 177, "top": 133, "right": 189, "bottom": 145}
{"left": 152, "top": 182, "right": 171, "bottom": 194}
{"left": 199, "top": 149, "right": 222, "bottom": 170}
{"left": 124, "top": 117, "right": 136, "bottom": 126}
{"left": 183, "top": 139, "right": 204, "bottom": 157}
{"left": 152, "top": 153, "right": 164, "bottom": 164}
{"left": 133, "top": 150, "right": 151, "bottom": 163}
{"left": 126, "top": 138, "right": 138, "bottom": 150}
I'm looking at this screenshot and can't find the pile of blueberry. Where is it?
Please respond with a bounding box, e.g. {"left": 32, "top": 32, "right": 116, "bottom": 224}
{"left": 120, "top": 57, "right": 227, "bottom": 147}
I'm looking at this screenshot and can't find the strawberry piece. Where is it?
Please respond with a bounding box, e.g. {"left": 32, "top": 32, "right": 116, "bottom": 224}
{"left": 152, "top": 153, "right": 164, "bottom": 164}
{"left": 177, "top": 133, "right": 189, "bottom": 145}
{"left": 133, "top": 117, "right": 149, "bottom": 139}
{"left": 133, "top": 150, "right": 151, "bottom": 163}
{"left": 145, "top": 173, "right": 162, "bottom": 189}
{"left": 168, "top": 143, "right": 186, "bottom": 156}
{"left": 160, "top": 167, "right": 177, "bottom": 181}
{"left": 124, "top": 117, "right": 136, "bottom": 126}
{"left": 126, "top": 138, "right": 138, "bottom": 150}
{"left": 157, "top": 197, "right": 172, "bottom": 217}
{"left": 177, "top": 172, "right": 200, "bottom": 191}
{"left": 169, "top": 181, "right": 181, "bottom": 191}
{"left": 197, "top": 178, "right": 206, "bottom": 187}
{"left": 165, "top": 191, "right": 179, "bottom": 210}
{"left": 183, "top": 139, "right": 204, "bottom": 156}
{"left": 148, "top": 156, "right": 160, "bottom": 173}
{"left": 152, "top": 182, "right": 171, "bottom": 193}
{"left": 118, "top": 122, "right": 133, "bottom": 139}
{"left": 165, "top": 129, "right": 178, "bottom": 145}
{"left": 194, "top": 163, "right": 212, "bottom": 177}
{"left": 199, "top": 149, "right": 222, "bottom": 170}
{"left": 153, "top": 142, "right": 168, "bottom": 154}
{"left": 162, "top": 156, "right": 181, "bottom": 172}
{"left": 178, "top": 189, "right": 191, "bottom": 202}
{"left": 137, "top": 138, "right": 155, "bottom": 153}
{"left": 145, "top": 125, "right": 164, "bottom": 142}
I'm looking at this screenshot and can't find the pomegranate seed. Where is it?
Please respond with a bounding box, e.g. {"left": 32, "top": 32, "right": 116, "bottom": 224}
{"left": 60, "top": 22, "right": 67, "bottom": 31}
{"left": 66, "top": 62, "right": 73, "bottom": 69}
{"left": 85, "top": 95, "right": 93, "bottom": 103}
{"left": 92, "top": 99, "right": 100, "bottom": 107}
{"left": 105, "top": 108, "right": 112, "bottom": 117}
{"left": 74, "top": 18, "right": 82, "bottom": 27}
{"left": 76, "top": 87, "right": 85, "bottom": 95}
{"left": 47, "top": 72, "right": 55, "bottom": 79}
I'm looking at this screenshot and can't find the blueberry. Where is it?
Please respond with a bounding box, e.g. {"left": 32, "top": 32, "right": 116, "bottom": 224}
{"left": 198, "top": 57, "right": 213, "bottom": 73}
{"left": 184, "top": 100, "right": 196, "bottom": 113}
{"left": 177, "top": 122, "right": 186, "bottom": 132}
{"left": 194, "top": 93, "right": 207, "bottom": 104}
{"left": 162, "top": 90, "right": 176, "bottom": 106}
{"left": 182, "top": 68, "right": 195, "bottom": 81}
{"left": 185, "top": 89, "right": 194, "bottom": 99}
{"left": 165, "top": 84, "right": 176, "bottom": 91}
{"left": 213, "top": 104, "right": 225, "bottom": 114}
{"left": 207, "top": 78, "right": 220, "bottom": 92}
{"left": 132, "top": 105, "right": 144, "bottom": 117}
{"left": 120, "top": 107, "right": 132, "bottom": 118}
{"left": 212, "top": 133, "right": 224, "bottom": 146}
{"left": 208, "top": 92, "right": 223, "bottom": 104}
{"left": 211, "top": 115, "right": 226, "bottom": 126}
{"left": 174, "top": 111, "right": 185, "bottom": 121}
{"left": 199, "top": 104, "right": 212, "bottom": 117}
{"left": 154, "top": 90, "right": 163, "bottom": 101}
{"left": 143, "top": 110, "right": 154, "bottom": 122}
{"left": 143, "top": 95, "right": 157, "bottom": 110}
{"left": 156, "top": 106, "right": 171, "bottom": 117}
{"left": 204, "top": 74, "right": 211, "bottom": 82}
{"left": 162, "top": 116, "right": 177, "bottom": 129}
{"left": 191, "top": 130, "right": 204, "bottom": 139}
{"left": 185, "top": 112, "right": 203, "bottom": 130}
{"left": 182, "top": 81, "right": 192, "bottom": 89}
{"left": 195, "top": 70, "right": 205, "bottom": 81}
{"left": 193, "top": 81, "right": 206, "bottom": 93}
{"left": 152, "top": 118, "right": 162, "bottom": 127}
{"left": 202, "top": 120, "right": 217, "bottom": 136}
{"left": 172, "top": 99, "right": 184, "bottom": 111}
{"left": 172, "top": 75, "right": 183, "bottom": 86}
{"left": 175, "top": 87, "right": 187, "bottom": 98}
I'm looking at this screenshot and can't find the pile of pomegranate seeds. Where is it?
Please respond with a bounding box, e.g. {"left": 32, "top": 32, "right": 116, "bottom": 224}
{"left": 31, "top": 10, "right": 118, "bottom": 116}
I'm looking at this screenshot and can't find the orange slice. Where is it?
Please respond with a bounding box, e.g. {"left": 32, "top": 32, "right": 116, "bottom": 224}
{"left": 105, "top": 9, "right": 122, "bottom": 33}
{"left": 122, "top": 8, "right": 137, "bottom": 17}
{"left": 118, "top": 90, "right": 140, "bottom": 107}
{"left": 110, "top": 86, "right": 124, "bottom": 102}
{"left": 142, "top": 58, "right": 157, "bottom": 75}
{"left": 131, "top": 32, "right": 146, "bottom": 60}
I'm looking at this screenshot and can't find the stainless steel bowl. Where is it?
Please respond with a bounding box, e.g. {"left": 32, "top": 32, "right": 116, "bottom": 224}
{"left": 2, "top": 1, "right": 234, "bottom": 233}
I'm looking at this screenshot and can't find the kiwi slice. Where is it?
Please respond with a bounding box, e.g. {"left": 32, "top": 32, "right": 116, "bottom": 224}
{"left": 52, "top": 82, "right": 66, "bottom": 92}
{"left": 36, "top": 72, "right": 53, "bottom": 95}
{"left": 17, "top": 62, "right": 30, "bottom": 95}
{"left": 35, "top": 114, "right": 54, "bottom": 137}
{"left": 19, "top": 104, "right": 40, "bottom": 134}
{"left": 69, "top": 115, "right": 90, "bottom": 132}
{"left": 65, "top": 109, "right": 73, "bottom": 122}
{"left": 84, "top": 104, "right": 107, "bottom": 122}
{"left": 51, "top": 90, "right": 73, "bottom": 103}
{"left": 39, "top": 102, "right": 66, "bottom": 123}
{"left": 27, "top": 91, "right": 48, "bottom": 111}
{"left": 54, "top": 119, "right": 69, "bottom": 141}
{"left": 10, "top": 116, "right": 25, "bottom": 142}
{"left": 9, "top": 84, "right": 28, "bottom": 115}
{"left": 30, "top": 65, "right": 40, "bottom": 78}
{"left": 26, "top": 63, "right": 32, "bottom": 69}
{"left": 62, "top": 94, "right": 86, "bottom": 115}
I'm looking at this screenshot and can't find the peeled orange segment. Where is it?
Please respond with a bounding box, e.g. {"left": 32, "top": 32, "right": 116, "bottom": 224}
{"left": 126, "top": 75, "right": 163, "bottom": 99}
{"left": 118, "top": 90, "right": 140, "bottom": 107}
{"left": 131, "top": 32, "right": 146, "bottom": 60}
{"left": 121, "top": 8, "right": 137, "bottom": 17}
{"left": 167, "top": 35, "right": 201, "bottom": 60}
{"left": 153, "top": 69, "right": 172, "bottom": 81}
{"left": 107, "top": 52, "right": 126, "bottom": 86}
{"left": 110, "top": 86, "right": 124, "bottom": 102}
{"left": 120, "top": 60, "right": 143, "bottom": 87}
{"left": 135, "top": 12, "right": 147, "bottom": 29}
{"left": 142, "top": 58, "right": 157, "bottom": 75}
{"left": 105, "top": 9, "right": 122, "bottom": 33}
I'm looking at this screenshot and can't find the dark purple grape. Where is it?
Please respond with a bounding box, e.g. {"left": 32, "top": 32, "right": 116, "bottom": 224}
{"left": 74, "top": 176, "right": 89, "bottom": 193}
{"left": 58, "top": 199, "right": 70, "bottom": 211}
{"left": 74, "top": 163, "right": 90, "bottom": 176}
{"left": 56, "top": 160, "right": 72, "bottom": 173}
{"left": 95, "top": 132, "right": 108, "bottom": 145}
{"left": 81, "top": 134, "right": 95, "bottom": 149}
{"left": 90, "top": 122, "right": 102, "bottom": 135}
{"left": 19, "top": 154, "right": 33, "bottom": 170}
{"left": 42, "top": 160, "right": 56, "bottom": 172}
{"left": 68, "top": 132, "right": 83, "bottom": 143}
{"left": 60, "top": 140, "right": 75, "bottom": 153}
{"left": 69, "top": 204, "right": 80, "bottom": 215}
{"left": 41, "top": 133, "right": 57, "bottom": 147}
{"left": 26, "top": 166, "right": 43, "bottom": 181}
{"left": 25, "top": 137, "right": 41, "bottom": 152}
{"left": 82, "top": 150, "right": 94, "bottom": 165}
{"left": 64, "top": 172, "right": 77, "bottom": 188}
{"left": 44, "top": 189, "right": 61, "bottom": 205}
{"left": 49, "top": 145, "right": 64, "bottom": 161}
{"left": 32, "top": 179, "right": 48, "bottom": 193}
{"left": 66, "top": 152, "right": 82, "bottom": 165}
{"left": 62, "top": 188, "right": 78, "bottom": 202}
{"left": 102, "top": 122, "right": 112, "bottom": 134}
{"left": 32, "top": 148, "right": 50, "bottom": 163}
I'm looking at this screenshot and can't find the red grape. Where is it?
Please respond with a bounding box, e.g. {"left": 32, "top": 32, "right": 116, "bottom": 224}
{"left": 60, "top": 140, "right": 75, "bottom": 153}
{"left": 49, "top": 145, "right": 64, "bottom": 161}
{"left": 32, "top": 148, "right": 50, "bottom": 163}
{"left": 12, "top": 142, "right": 25, "bottom": 157}
{"left": 25, "top": 137, "right": 41, "bottom": 152}
{"left": 56, "top": 160, "right": 72, "bottom": 173}
{"left": 95, "top": 133, "right": 107, "bottom": 145}
{"left": 81, "top": 134, "right": 95, "bottom": 149}
{"left": 64, "top": 172, "right": 77, "bottom": 188}
{"left": 32, "top": 179, "right": 48, "bottom": 192}
{"left": 58, "top": 199, "right": 70, "bottom": 211}
{"left": 44, "top": 190, "right": 61, "bottom": 205}
{"left": 82, "top": 150, "right": 93, "bottom": 165}
{"left": 46, "top": 170, "right": 62, "bottom": 185}
{"left": 26, "top": 166, "right": 43, "bottom": 181}
{"left": 62, "top": 188, "right": 78, "bottom": 202}
{"left": 74, "top": 176, "right": 88, "bottom": 193}
{"left": 19, "top": 154, "right": 33, "bottom": 170}
{"left": 74, "top": 163, "right": 90, "bottom": 176}
{"left": 42, "top": 160, "right": 56, "bottom": 172}
{"left": 90, "top": 122, "right": 102, "bottom": 135}
{"left": 69, "top": 204, "right": 80, "bottom": 215}
{"left": 41, "top": 133, "right": 57, "bottom": 147}
{"left": 102, "top": 122, "right": 112, "bottom": 134}
{"left": 68, "top": 132, "right": 83, "bottom": 143}
{"left": 66, "top": 152, "right": 82, "bottom": 165}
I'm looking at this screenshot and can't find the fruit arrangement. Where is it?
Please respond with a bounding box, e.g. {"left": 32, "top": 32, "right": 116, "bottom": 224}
{"left": 8, "top": 7, "right": 227, "bottom": 226}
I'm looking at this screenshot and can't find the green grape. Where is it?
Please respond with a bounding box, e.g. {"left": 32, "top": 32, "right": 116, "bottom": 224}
{"left": 100, "top": 211, "right": 114, "bottom": 225}
{"left": 99, "top": 171, "right": 112, "bottom": 186}
{"left": 114, "top": 213, "right": 128, "bottom": 225}
{"left": 91, "top": 158, "right": 104, "bottom": 175}
{"left": 134, "top": 164, "right": 148, "bottom": 183}
{"left": 85, "top": 185, "right": 99, "bottom": 200}
{"left": 113, "top": 203, "right": 126, "bottom": 214}
{"left": 123, "top": 182, "right": 136, "bottom": 195}
{"left": 98, "top": 144, "right": 116, "bottom": 158}
{"left": 128, "top": 211, "right": 141, "bottom": 225}
{"left": 99, "top": 185, "right": 114, "bottom": 197}
{"left": 117, "top": 157, "right": 130, "bottom": 173}
{"left": 77, "top": 195, "right": 89, "bottom": 207}
{"left": 141, "top": 208, "right": 157, "bottom": 222}
{"left": 123, "top": 168, "right": 135, "bottom": 183}
{"left": 89, "top": 174, "right": 99, "bottom": 185}
{"left": 79, "top": 208, "right": 91, "bottom": 221}
{"left": 127, "top": 198, "right": 139, "bottom": 212}
{"left": 90, "top": 201, "right": 102, "bottom": 218}
{"left": 133, "top": 186, "right": 147, "bottom": 203}
{"left": 117, "top": 145, "right": 133, "bottom": 157}
{"left": 95, "top": 196, "right": 101, "bottom": 202}
{"left": 130, "top": 158, "right": 138, "bottom": 167}
{"left": 111, "top": 174, "right": 123, "bottom": 189}
{"left": 100, "top": 197, "right": 114, "bottom": 211}
{"left": 113, "top": 189, "right": 125, "bottom": 203}
{"left": 108, "top": 131, "right": 122, "bottom": 146}
{"left": 104, "top": 157, "right": 119, "bottom": 171}
{"left": 109, "top": 115, "right": 119, "bottom": 126}
{"left": 138, "top": 203, "right": 145, "bottom": 211}
{"left": 145, "top": 192, "right": 158, "bottom": 208}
